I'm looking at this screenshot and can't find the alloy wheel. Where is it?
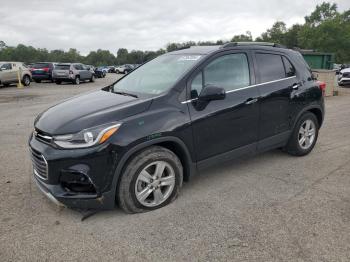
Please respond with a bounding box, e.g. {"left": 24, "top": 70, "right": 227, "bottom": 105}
{"left": 135, "top": 161, "right": 176, "bottom": 207}
{"left": 298, "top": 119, "right": 316, "bottom": 150}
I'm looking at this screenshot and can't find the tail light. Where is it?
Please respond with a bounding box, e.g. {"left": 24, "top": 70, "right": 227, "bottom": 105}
{"left": 42, "top": 67, "right": 49, "bottom": 72}
{"left": 317, "top": 81, "right": 326, "bottom": 96}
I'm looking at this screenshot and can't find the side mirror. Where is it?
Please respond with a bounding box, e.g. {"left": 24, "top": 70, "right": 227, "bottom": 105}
{"left": 198, "top": 85, "right": 226, "bottom": 101}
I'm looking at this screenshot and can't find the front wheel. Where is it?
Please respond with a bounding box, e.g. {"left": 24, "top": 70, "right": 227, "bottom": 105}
{"left": 90, "top": 75, "right": 95, "bottom": 82}
{"left": 22, "top": 75, "right": 31, "bottom": 86}
{"left": 117, "top": 146, "right": 183, "bottom": 213}
{"left": 285, "top": 112, "right": 319, "bottom": 156}
{"left": 73, "top": 76, "right": 80, "bottom": 85}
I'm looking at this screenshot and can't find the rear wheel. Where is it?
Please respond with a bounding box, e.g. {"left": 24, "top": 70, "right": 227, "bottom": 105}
{"left": 285, "top": 112, "right": 319, "bottom": 156}
{"left": 117, "top": 146, "right": 183, "bottom": 213}
{"left": 55, "top": 80, "right": 62, "bottom": 85}
{"left": 22, "top": 75, "right": 31, "bottom": 86}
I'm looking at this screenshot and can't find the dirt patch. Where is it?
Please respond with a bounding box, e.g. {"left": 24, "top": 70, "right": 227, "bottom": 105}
{"left": 0, "top": 94, "right": 38, "bottom": 103}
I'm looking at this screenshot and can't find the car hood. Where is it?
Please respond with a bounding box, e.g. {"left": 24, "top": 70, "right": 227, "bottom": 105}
{"left": 340, "top": 68, "right": 350, "bottom": 73}
{"left": 35, "top": 90, "right": 152, "bottom": 135}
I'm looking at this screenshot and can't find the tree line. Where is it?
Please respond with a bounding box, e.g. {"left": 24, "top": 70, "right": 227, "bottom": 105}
{"left": 0, "top": 2, "right": 349, "bottom": 66}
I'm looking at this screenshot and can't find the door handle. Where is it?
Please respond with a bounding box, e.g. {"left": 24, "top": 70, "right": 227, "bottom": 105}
{"left": 245, "top": 98, "right": 258, "bottom": 105}
{"left": 292, "top": 83, "right": 300, "bottom": 90}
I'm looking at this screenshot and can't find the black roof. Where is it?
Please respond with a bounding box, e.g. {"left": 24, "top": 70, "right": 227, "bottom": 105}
{"left": 168, "top": 42, "right": 292, "bottom": 55}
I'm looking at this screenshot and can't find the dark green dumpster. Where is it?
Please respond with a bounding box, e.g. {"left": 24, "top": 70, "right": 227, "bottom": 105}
{"left": 300, "top": 50, "right": 335, "bottom": 70}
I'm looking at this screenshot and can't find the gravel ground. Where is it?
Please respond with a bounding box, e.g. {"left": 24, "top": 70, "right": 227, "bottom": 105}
{"left": 1, "top": 74, "right": 350, "bottom": 262}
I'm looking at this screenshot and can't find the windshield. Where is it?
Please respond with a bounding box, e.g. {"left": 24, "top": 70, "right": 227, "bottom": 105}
{"left": 113, "top": 54, "right": 202, "bottom": 95}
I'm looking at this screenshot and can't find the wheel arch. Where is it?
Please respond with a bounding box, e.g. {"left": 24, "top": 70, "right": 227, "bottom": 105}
{"left": 293, "top": 105, "right": 324, "bottom": 130}
{"left": 111, "top": 136, "right": 196, "bottom": 197}
{"left": 22, "top": 73, "right": 31, "bottom": 81}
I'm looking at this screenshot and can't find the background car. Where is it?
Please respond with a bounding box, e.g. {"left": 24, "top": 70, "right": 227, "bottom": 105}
{"left": 115, "top": 64, "right": 133, "bottom": 74}
{"left": 94, "top": 66, "right": 106, "bottom": 78}
{"left": 30, "top": 62, "right": 56, "bottom": 83}
{"left": 338, "top": 67, "right": 350, "bottom": 86}
{"left": 0, "top": 61, "right": 32, "bottom": 87}
{"left": 108, "top": 66, "right": 116, "bottom": 73}
{"left": 52, "top": 63, "right": 94, "bottom": 85}
{"left": 98, "top": 66, "right": 109, "bottom": 74}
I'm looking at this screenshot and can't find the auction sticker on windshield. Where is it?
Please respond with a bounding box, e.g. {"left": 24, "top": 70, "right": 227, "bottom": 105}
{"left": 178, "top": 55, "right": 201, "bottom": 61}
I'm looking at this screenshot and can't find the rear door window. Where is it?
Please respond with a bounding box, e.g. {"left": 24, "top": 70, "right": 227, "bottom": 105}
{"left": 1, "top": 63, "right": 12, "bottom": 70}
{"left": 255, "top": 53, "right": 285, "bottom": 83}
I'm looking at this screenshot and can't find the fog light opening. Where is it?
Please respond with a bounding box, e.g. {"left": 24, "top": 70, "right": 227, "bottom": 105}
{"left": 60, "top": 170, "right": 97, "bottom": 194}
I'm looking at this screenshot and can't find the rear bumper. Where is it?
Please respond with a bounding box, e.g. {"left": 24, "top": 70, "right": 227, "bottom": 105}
{"left": 32, "top": 75, "right": 51, "bottom": 80}
{"left": 338, "top": 78, "right": 350, "bottom": 85}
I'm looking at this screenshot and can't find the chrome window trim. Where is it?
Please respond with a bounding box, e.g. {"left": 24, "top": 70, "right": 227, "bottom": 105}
{"left": 182, "top": 75, "right": 296, "bottom": 104}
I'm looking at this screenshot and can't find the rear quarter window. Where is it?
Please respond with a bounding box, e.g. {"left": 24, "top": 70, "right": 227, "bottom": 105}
{"left": 255, "top": 53, "right": 285, "bottom": 83}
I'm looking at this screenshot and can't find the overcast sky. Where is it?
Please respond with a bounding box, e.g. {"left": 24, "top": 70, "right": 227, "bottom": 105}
{"left": 1, "top": 0, "right": 349, "bottom": 55}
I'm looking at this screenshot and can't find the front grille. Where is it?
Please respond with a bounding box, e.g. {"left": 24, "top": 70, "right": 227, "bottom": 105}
{"left": 342, "top": 72, "right": 350, "bottom": 78}
{"left": 30, "top": 148, "right": 48, "bottom": 180}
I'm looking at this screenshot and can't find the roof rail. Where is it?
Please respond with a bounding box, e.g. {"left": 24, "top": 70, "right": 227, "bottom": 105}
{"left": 221, "top": 42, "right": 286, "bottom": 49}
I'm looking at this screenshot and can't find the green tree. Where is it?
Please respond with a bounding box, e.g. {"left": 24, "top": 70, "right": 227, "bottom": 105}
{"left": 305, "top": 2, "right": 338, "bottom": 26}
{"left": 231, "top": 31, "right": 253, "bottom": 42}
{"left": 116, "top": 48, "right": 129, "bottom": 65}
{"left": 257, "top": 21, "right": 287, "bottom": 45}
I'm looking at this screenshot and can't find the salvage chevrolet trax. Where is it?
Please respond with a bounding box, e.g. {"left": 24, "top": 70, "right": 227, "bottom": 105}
{"left": 29, "top": 42, "right": 325, "bottom": 213}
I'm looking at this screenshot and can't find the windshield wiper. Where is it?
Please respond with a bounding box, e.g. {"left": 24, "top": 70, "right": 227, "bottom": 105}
{"left": 113, "top": 91, "right": 138, "bottom": 98}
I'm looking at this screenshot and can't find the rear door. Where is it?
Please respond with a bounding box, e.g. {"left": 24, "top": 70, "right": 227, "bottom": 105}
{"left": 0, "top": 63, "right": 13, "bottom": 82}
{"left": 253, "top": 52, "right": 298, "bottom": 151}
{"left": 82, "top": 65, "right": 92, "bottom": 79}
{"left": 76, "top": 64, "right": 87, "bottom": 80}
{"left": 188, "top": 51, "right": 260, "bottom": 163}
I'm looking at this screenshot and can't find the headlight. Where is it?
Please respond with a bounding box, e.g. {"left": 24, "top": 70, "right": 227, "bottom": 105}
{"left": 53, "top": 123, "right": 121, "bottom": 149}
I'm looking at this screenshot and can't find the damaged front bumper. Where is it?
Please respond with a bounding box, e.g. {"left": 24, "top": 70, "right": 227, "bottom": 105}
{"left": 33, "top": 175, "right": 116, "bottom": 209}
{"left": 29, "top": 133, "right": 119, "bottom": 210}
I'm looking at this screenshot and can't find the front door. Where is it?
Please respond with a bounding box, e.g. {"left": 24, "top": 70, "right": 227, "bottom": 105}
{"left": 187, "top": 51, "right": 260, "bottom": 163}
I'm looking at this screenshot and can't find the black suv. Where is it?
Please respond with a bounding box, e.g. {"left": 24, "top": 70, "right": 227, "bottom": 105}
{"left": 29, "top": 42, "right": 325, "bottom": 213}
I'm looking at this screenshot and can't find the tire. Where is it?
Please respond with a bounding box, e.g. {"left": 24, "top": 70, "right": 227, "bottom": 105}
{"left": 73, "top": 76, "right": 80, "bottom": 85}
{"left": 22, "top": 75, "right": 31, "bottom": 86}
{"left": 34, "top": 79, "right": 41, "bottom": 83}
{"left": 117, "top": 146, "right": 183, "bottom": 214}
{"left": 55, "top": 81, "right": 62, "bottom": 85}
{"left": 116, "top": 70, "right": 120, "bottom": 74}
{"left": 90, "top": 75, "right": 95, "bottom": 82}
{"left": 3, "top": 83, "right": 10, "bottom": 87}
{"left": 285, "top": 112, "right": 319, "bottom": 156}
